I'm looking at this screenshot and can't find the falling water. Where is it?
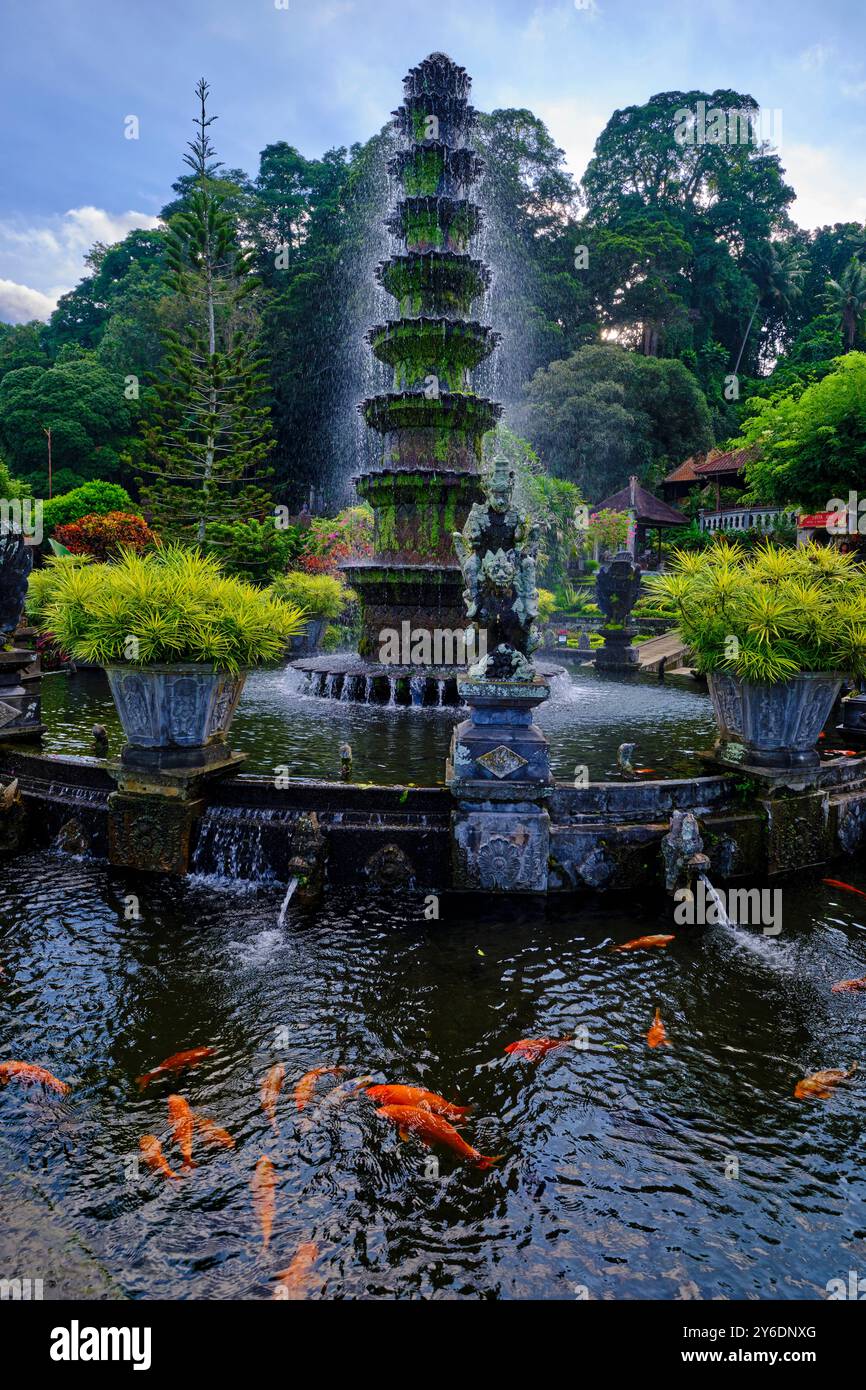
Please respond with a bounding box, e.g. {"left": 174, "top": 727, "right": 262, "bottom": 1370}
{"left": 699, "top": 872, "right": 733, "bottom": 928}
{"left": 277, "top": 876, "right": 299, "bottom": 927}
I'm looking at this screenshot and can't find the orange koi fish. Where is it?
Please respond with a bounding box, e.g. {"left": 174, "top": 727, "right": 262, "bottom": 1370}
{"left": 636, "top": 769, "right": 657, "bottom": 776}
{"left": 822, "top": 878, "right": 866, "bottom": 901}
{"left": 260, "top": 1064, "right": 285, "bottom": 1132}
{"left": 167, "top": 1095, "right": 195, "bottom": 1170}
{"left": 504, "top": 1037, "right": 572, "bottom": 1063}
{"left": 646, "top": 1008, "right": 670, "bottom": 1048}
{"left": 376, "top": 1104, "right": 502, "bottom": 1169}
{"left": 365, "top": 1084, "right": 471, "bottom": 1122}
{"left": 139, "top": 1134, "right": 183, "bottom": 1182}
{"left": 794, "top": 1063, "right": 858, "bottom": 1100}
{"left": 295, "top": 1065, "right": 344, "bottom": 1112}
{"left": 611, "top": 935, "right": 675, "bottom": 952}
{"left": 252, "top": 1156, "right": 277, "bottom": 1252}
{"left": 831, "top": 975, "right": 866, "bottom": 994}
{"left": 194, "top": 1113, "right": 236, "bottom": 1150}
{"left": 136, "top": 1046, "right": 214, "bottom": 1091}
{"left": 273, "top": 1242, "right": 319, "bottom": 1301}
{"left": 0, "top": 1061, "right": 70, "bottom": 1095}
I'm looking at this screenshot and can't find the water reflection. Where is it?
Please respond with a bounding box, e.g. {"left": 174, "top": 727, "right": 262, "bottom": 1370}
{"left": 32, "top": 663, "right": 718, "bottom": 785}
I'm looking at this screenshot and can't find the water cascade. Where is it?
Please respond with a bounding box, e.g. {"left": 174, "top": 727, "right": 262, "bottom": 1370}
{"left": 294, "top": 53, "right": 501, "bottom": 705}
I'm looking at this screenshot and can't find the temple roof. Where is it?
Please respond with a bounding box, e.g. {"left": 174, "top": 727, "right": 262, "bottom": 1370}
{"left": 595, "top": 480, "right": 689, "bottom": 527}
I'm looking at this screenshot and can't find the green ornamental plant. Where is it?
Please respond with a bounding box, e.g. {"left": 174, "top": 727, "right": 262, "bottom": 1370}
{"left": 646, "top": 539, "right": 866, "bottom": 684}
{"left": 269, "top": 570, "right": 353, "bottom": 620}
{"left": 41, "top": 545, "right": 305, "bottom": 675}
{"left": 26, "top": 554, "right": 93, "bottom": 625}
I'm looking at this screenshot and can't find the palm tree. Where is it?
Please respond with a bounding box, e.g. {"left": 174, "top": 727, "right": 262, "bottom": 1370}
{"left": 823, "top": 257, "right": 866, "bottom": 351}
{"left": 733, "top": 241, "right": 808, "bottom": 377}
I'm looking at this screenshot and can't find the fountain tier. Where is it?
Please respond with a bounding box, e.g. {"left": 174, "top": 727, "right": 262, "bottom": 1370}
{"left": 304, "top": 53, "right": 501, "bottom": 702}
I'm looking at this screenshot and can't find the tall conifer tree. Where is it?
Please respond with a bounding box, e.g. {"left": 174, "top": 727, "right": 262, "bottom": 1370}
{"left": 141, "top": 80, "right": 273, "bottom": 542}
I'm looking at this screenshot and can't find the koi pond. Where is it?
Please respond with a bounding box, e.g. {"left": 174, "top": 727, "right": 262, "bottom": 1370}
{"left": 34, "top": 664, "right": 717, "bottom": 784}
{"left": 0, "top": 852, "right": 863, "bottom": 1300}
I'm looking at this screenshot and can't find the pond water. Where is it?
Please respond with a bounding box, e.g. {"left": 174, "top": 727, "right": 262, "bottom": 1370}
{"left": 0, "top": 854, "right": 864, "bottom": 1300}
{"left": 34, "top": 662, "right": 718, "bottom": 785}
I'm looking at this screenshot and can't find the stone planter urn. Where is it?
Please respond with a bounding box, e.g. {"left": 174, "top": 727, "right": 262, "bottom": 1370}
{"left": 287, "top": 618, "right": 326, "bottom": 658}
{"left": 105, "top": 663, "right": 246, "bottom": 770}
{"left": 708, "top": 671, "right": 844, "bottom": 771}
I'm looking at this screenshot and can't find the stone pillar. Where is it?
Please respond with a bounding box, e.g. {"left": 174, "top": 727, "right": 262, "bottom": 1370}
{"left": 449, "top": 676, "right": 552, "bottom": 893}
{"left": 594, "top": 550, "right": 642, "bottom": 674}
{"left": 0, "top": 648, "right": 44, "bottom": 742}
{"left": 107, "top": 753, "right": 245, "bottom": 876}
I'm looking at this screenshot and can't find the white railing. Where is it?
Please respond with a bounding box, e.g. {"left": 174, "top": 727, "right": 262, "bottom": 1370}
{"left": 699, "top": 506, "right": 798, "bottom": 534}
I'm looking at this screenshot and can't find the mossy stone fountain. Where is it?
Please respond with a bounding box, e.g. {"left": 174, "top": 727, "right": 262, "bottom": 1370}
{"left": 297, "top": 53, "right": 502, "bottom": 706}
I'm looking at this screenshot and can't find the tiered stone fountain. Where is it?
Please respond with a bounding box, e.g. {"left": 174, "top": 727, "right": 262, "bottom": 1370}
{"left": 295, "top": 53, "right": 502, "bottom": 707}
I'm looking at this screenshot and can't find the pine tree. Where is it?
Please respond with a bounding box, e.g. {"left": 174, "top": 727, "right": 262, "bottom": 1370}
{"left": 140, "top": 79, "right": 273, "bottom": 542}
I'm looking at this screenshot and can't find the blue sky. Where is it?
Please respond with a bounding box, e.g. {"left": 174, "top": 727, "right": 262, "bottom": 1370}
{"left": 1, "top": 0, "right": 865, "bottom": 323}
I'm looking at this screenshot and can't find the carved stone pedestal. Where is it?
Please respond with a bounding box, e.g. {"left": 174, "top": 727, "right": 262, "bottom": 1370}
{"left": 107, "top": 752, "right": 246, "bottom": 876}
{"left": 0, "top": 648, "right": 44, "bottom": 742}
{"left": 448, "top": 676, "right": 552, "bottom": 893}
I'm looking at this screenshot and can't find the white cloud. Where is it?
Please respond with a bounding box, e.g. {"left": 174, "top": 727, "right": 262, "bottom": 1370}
{"left": 784, "top": 142, "right": 866, "bottom": 230}
{"left": 533, "top": 98, "right": 608, "bottom": 184}
{"left": 0, "top": 279, "right": 60, "bottom": 324}
{"left": 799, "top": 44, "right": 833, "bottom": 72}
{"left": 0, "top": 206, "right": 160, "bottom": 325}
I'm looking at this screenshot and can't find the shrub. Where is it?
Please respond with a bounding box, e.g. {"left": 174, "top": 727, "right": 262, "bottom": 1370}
{"left": 42, "top": 482, "right": 137, "bottom": 534}
{"left": 42, "top": 545, "right": 306, "bottom": 674}
{"left": 537, "top": 588, "right": 556, "bottom": 624}
{"left": 270, "top": 571, "right": 353, "bottom": 620}
{"left": 52, "top": 511, "right": 156, "bottom": 560}
{"left": 646, "top": 539, "right": 866, "bottom": 683}
{"left": 298, "top": 506, "right": 374, "bottom": 571}
{"left": 204, "top": 517, "right": 303, "bottom": 586}
{"left": 26, "top": 554, "right": 93, "bottom": 625}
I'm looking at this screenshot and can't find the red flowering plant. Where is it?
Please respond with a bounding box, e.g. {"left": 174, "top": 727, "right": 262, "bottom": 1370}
{"left": 51, "top": 511, "right": 158, "bottom": 561}
{"left": 295, "top": 506, "right": 373, "bottom": 575}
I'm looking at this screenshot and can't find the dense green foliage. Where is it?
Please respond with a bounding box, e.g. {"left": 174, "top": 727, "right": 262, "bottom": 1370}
{"left": 522, "top": 345, "right": 713, "bottom": 497}
{"left": 646, "top": 540, "right": 866, "bottom": 682}
{"left": 0, "top": 80, "right": 863, "bottom": 515}
{"left": 0, "top": 354, "right": 139, "bottom": 494}
{"left": 41, "top": 482, "right": 137, "bottom": 533}
{"left": 41, "top": 546, "right": 305, "bottom": 673}
{"left": 269, "top": 570, "right": 352, "bottom": 619}
{"left": 738, "top": 353, "right": 866, "bottom": 508}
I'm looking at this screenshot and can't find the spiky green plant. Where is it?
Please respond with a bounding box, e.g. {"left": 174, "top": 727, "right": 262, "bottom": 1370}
{"left": 26, "top": 554, "right": 93, "bottom": 625}
{"left": 41, "top": 546, "right": 305, "bottom": 675}
{"left": 646, "top": 540, "right": 866, "bottom": 683}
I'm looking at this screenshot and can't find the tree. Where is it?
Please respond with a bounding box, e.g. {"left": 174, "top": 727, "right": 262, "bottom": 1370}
{"left": 823, "top": 258, "right": 866, "bottom": 351}
{"left": 732, "top": 240, "right": 808, "bottom": 376}
{"left": 0, "top": 356, "right": 138, "bottom": 494}
{"left": 0, "top": 322, "right": 49, "bottom": 386}
{"left": 580, "top": 91, "right": 796, "bottom": 368}
{"left": 739, "top": 352, "right": 866, "bottom": 507}
{"left": 521, "top": 344, "right": 713, "bottom": 499}
{"left": 139, "top": 79, "right": 273, "bottom": 542}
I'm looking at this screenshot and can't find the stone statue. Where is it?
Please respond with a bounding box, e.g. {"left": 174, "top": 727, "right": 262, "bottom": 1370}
{"left": 0, "top": 530, "right": 32, "bottom": 644}
{"left": 453, "top": 457, "right": 541, "bottom": 681}
{"left": 596, "top": 549, "right": 642, "bottom": 626}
